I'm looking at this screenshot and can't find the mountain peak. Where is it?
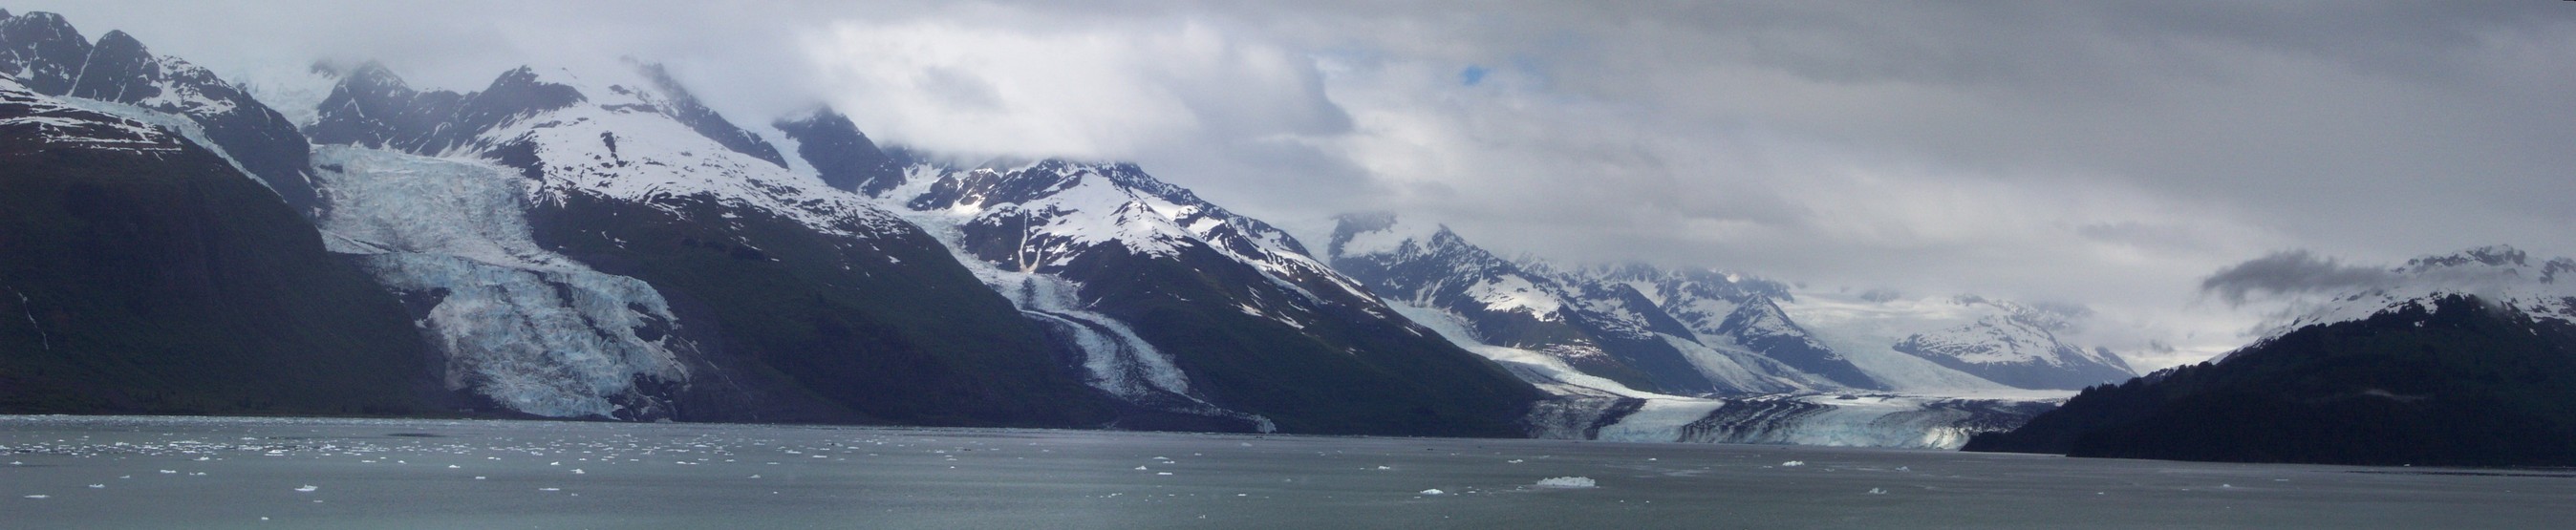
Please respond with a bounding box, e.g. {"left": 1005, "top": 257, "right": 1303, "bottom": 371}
{"left": 630, "top": 62, "right": 786, "bottom": 168}
{"left": 0, "top": 10, "right": 91, "bottom": 95}
{"left": 773, "top": 104, "right": 901, "bottom": 194}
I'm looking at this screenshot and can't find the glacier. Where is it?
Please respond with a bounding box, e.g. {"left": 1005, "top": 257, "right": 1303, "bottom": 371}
{"left": 311, "top": 145, "right": 693, "bottom": 419}
{"left": 1391, "top": 300, "right": 2059, "bottom": 449}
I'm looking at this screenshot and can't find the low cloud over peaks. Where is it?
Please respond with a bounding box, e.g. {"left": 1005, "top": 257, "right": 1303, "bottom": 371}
{"left": 2200, "top": 250, "right": 2401, "bottom": 306}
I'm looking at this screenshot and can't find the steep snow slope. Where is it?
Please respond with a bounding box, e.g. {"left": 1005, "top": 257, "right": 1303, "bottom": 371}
{"left": 0, "top": 77, "right": 172, "bottom": 153}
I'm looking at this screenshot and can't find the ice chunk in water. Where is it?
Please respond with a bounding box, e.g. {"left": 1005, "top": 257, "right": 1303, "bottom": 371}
{"left": 1780, "top": 460, "right": 1806, "bottom": 467}
{"left": 1419, "top": 489, "right": 1446, "bottom": 495}
{"left": 293, "top": 485, "right": 317, "bottom": 493}
{"left": 1535, "top": 477, "right": 1597, "bottom": 489}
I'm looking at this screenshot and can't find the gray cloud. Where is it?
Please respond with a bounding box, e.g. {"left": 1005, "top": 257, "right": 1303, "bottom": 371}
{"left": 2200, "top": 250, "right": 2400, "bottom": 306}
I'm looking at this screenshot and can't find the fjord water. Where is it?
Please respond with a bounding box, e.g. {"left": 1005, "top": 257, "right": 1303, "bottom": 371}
{"left": 4, "top": 416, "right": 2566, "bottom": 529}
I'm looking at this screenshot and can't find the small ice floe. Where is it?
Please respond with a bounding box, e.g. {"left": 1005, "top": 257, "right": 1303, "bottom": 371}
{"left": 1157, "top": 472, "right": 1173, "bottom": 476}
{"left": 194, "top": 456, "right": 210, "bottom": 461}
{"left": 88, "top": 484, "right": 104, "bottom": 489}
{"left": 1534, "top": 477, "right": 1597, "bottom": 489}
{"left": 539, "top": 488, "right": 561, "bottom": 492}
{"left": 447, "top": 465, "right": 461, "bottom": 469}
{"left": 570, "top": 469, "right": 585, "bottom": 475}
{"left": 1238, "top": 442, "right": 1253, "bottom": 447}
{"left": 474, "top": 477, "right": 486, "bottom": 480}
{"left": 1374, "top": 466, "right": 1393, "bottom": 471}
{"left": 1133, "top": 466, "right": 1149, "bottom": 471}
{"left": 748, "top": 475, "right": 761, "bottom": 478}
{"left": 159, "top": 470, "right": 177, "bottom": 475}
{"left": 1866, "top": 488, "right": 1887, "bottom": 495}
{"left": 1780, "top": 460, "right": 1806, "bottom": 467}
{"left": 1506, "top": 459, "right": 1524, "bottom": 464}
{"left": 24, "top": 495, "right": 48, "bottom": 499}
{"left": 293, "top": 485, "right": 318, "bottom": 493}
{"left": 1419, "top": 489, "right": 1446, "bottom": 496}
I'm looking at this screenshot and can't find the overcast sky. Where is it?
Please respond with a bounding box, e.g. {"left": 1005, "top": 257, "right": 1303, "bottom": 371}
{"left": 33, "top": 1, "right": 2576, "bottom": 369}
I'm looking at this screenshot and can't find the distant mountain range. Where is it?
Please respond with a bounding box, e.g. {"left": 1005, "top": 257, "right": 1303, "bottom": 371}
{"left": 2, "top": 11, "right": 2170, "bottom": 448}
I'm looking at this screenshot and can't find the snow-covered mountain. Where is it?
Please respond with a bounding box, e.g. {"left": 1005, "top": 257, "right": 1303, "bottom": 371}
{"left": 293, "top": 60, "right": 1128, "bottom": 426}
{"left": 0, "top": 10, "right": 321, "bottom": 215}
{"left": 1556, "top": 262, "right": 1891, "bottom": 391}
{"left": 1891, "top": 309, "right": 2135, "bottom": 390}
{"left": 1324, "top": 215, "right": 2087, "bottom": 447}
{"left": 1325, "top": 214, "right": 2137, "bottom": 394}
{"left": 811, "top": 139, "right": 1541, "bottom": 435}
{"left": 1, "top": 9, "right": 2130, "bottom": 447}
{"left": 277, "top": 53, "right": 1544, "bottom": 435}
{"left": 1327, "top": 214, "right": 1835, "bottom": 395}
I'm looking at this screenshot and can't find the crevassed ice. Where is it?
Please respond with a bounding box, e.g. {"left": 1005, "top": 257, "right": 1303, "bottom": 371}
{"left": 315, "top": 146, "right": 690, "bottom": 418}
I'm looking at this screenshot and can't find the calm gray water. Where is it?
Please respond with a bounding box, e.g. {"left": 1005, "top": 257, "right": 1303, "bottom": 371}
{"left": 3, "top": 415, "right": 2569, "bottom": 529}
